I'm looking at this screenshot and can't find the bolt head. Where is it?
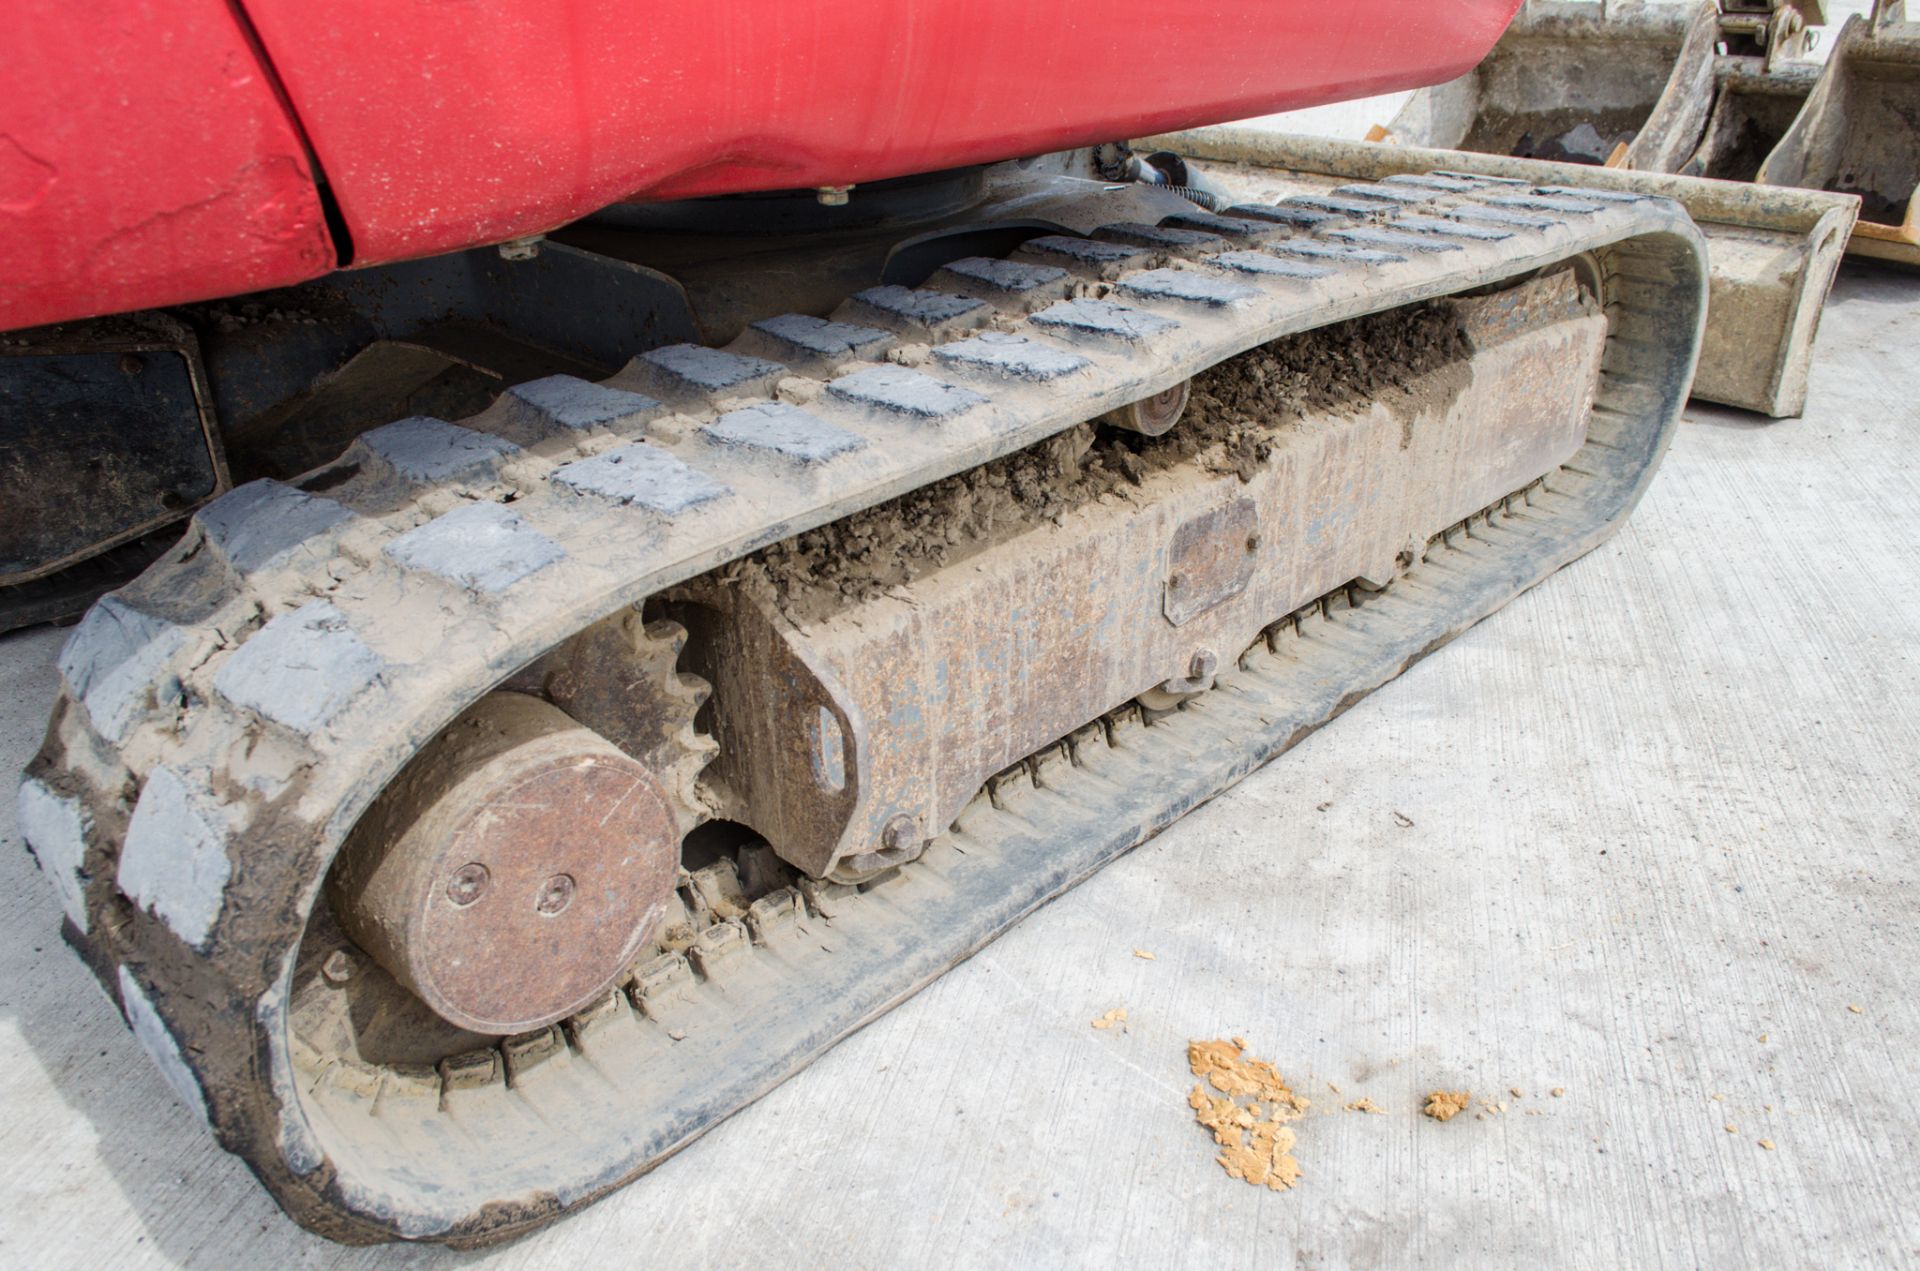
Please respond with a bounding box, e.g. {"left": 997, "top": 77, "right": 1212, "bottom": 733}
{"left": 881, "top": 814, "right": 920, "bottom": 853}
{"left": 321, "top": 949, "right": 356, "bottom": 984}
{"left": 535, "top": 873, "right": 576, "bottom": 916}
{"left": 1189, "top": 648, "right": 1218, "bottom": 679}
{"left": 816, "top": 185, "right": 853, "bottom": 206}
{"left": 447, "top": 862, "right": 491, "bottom": 907}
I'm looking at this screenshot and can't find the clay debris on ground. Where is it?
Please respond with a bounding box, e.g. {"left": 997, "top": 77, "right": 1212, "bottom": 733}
{"left": 1423, "top": 1090, "right": 1473, "bottom": 1122}
{"left": 731, "top": 305, "right": 1470, "bottom": 623}
{"left": 1186, "top": 1038, "right": 1311, "bottom": 1191}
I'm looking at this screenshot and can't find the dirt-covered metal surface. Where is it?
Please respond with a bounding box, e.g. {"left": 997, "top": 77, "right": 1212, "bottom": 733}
{"left": 691, "top": 278, "right": 1601, "bottom": 881}
{"left": 737, "top": 303, "right": 1471, "bottom": 625}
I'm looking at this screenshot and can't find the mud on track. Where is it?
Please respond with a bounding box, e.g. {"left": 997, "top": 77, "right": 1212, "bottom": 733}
{"left": 732, "top": 302, "right": 1470, "bottom": 623}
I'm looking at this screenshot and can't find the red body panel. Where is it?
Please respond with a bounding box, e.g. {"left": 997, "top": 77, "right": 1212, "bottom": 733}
{"left": 0, "top": 2, "right": 334, "bottom": 331}
{"left": 252, "top": 0, "right": 1522, "bottom": 265}
{"left": 4, "top": 0, "right": 1522, "bottom": 330}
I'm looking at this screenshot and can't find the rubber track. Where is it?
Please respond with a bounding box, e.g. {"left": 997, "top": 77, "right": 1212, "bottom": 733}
{"left": 18, "top": 171, "right": 1706, "bottom": 1243}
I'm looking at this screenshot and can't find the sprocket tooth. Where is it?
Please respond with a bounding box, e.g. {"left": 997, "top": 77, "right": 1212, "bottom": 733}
{"left": 633, "top": 617, "right": 718, "bottom": 830}
{"left": 669, "top": 670, "right": 712, "bottom": 711}
{"left": 531, "top": 607, "right": 716, "bottom": 836}
{"left": 640, "top": 617, "right": 689, "bottom": 660}
{"left": 664, "top": 725, "right": 723, "bottom": 831}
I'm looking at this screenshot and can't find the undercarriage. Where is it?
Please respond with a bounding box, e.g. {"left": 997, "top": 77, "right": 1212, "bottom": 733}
{"left": 17, "top": 168, "right": 1704, "bottom": 1243}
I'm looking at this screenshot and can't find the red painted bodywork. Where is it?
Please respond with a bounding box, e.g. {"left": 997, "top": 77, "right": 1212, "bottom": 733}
{"left": 1, "top": 2, "right": 335, "bottom": 332}
{"left": 3, "top": 0, "right": 1523, "bottom": 332}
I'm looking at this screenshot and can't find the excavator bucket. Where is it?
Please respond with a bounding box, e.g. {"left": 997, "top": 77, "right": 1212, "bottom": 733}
{"left": 1380, "top": 1, "right": 1725, "bottom": 170}
{"left": 1386, "top": 0, "right": 1918, "bottom": 267}
{"left": 1680, "top": 59, "right": 1823, "bottom": 184}
{"left": 1138, "top": 127, "right": 1854, "bottom": 418}
{"left": 1750, "top": 1, "right": 1920, "bottom": 263}
{"left": 1298, "top": 0, "right": 1890, "bottom": 417}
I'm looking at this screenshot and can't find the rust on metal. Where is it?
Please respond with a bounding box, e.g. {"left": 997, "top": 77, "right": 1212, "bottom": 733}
{"left": 687, "top": 274, "right": 1605, "bottom": 881}
{"left": 329, "top": 692, "right": 682, "bottom": 1035}
{"left": 1164, "top": 498, "right": 1261, "bottom": 626}
{"left": 516, "top": 610, "right": 716, "bottom": 832}
{"left": 677, "top": 593, "right": 868, "bottom": 879}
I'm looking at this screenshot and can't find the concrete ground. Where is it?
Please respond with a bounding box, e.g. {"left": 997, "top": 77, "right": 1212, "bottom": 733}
{"left": 3, "top": 136, "right": 1917, "bottom": 1271}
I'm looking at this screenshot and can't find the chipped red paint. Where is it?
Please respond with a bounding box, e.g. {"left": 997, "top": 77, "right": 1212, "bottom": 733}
{"left": 4, "top": 0, "right": 1523, "bottom": 329}
{"left": 1, "top": 1, "right": 335, "bottom": 331}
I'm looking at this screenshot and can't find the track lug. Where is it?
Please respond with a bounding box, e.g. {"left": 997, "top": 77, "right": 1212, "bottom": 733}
{"left": 1030, "top": 742, "right": 1073, "bottom": 790}
{"left": 501, "top": 1026, "right": 567, "bottom": 1085}
{"left": 688, "top": 859, "right": 749, "bottom": 919}
{"left": 796, "top": 876, "right": 856, "bottom": 919}
{"left": 745, "top": 888, "right": 803, "bottom": 944}
{"left": 375, "top": 1064, "right": 442, "bottom": 1114}
{"left": 687, "top": 919, "right": 750, "bottom": 979}
{"left": 438, "top": 1048, "right": 500, "bottom": 1093}
{"left": 630, "top": 952, "right": 695, "bottom": 1013}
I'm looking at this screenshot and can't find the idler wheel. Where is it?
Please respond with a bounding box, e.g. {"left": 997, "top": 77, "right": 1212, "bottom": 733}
{"left": 329, "top": 692, "right": 680, "bottom": 1035}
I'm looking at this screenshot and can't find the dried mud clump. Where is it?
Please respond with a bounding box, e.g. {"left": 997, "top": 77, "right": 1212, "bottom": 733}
{"left": 1423, "top": 1090, "right": 1473, "bottom": 1122}
{"left": 732, "top": 304, "right": 1470, "bottom": 624}
{"left": 1184, "top": 302, "right": 1469, "bottom": 479}
{"left": 1187, "top": 1037, "right": 1312, "bottom": 1192}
